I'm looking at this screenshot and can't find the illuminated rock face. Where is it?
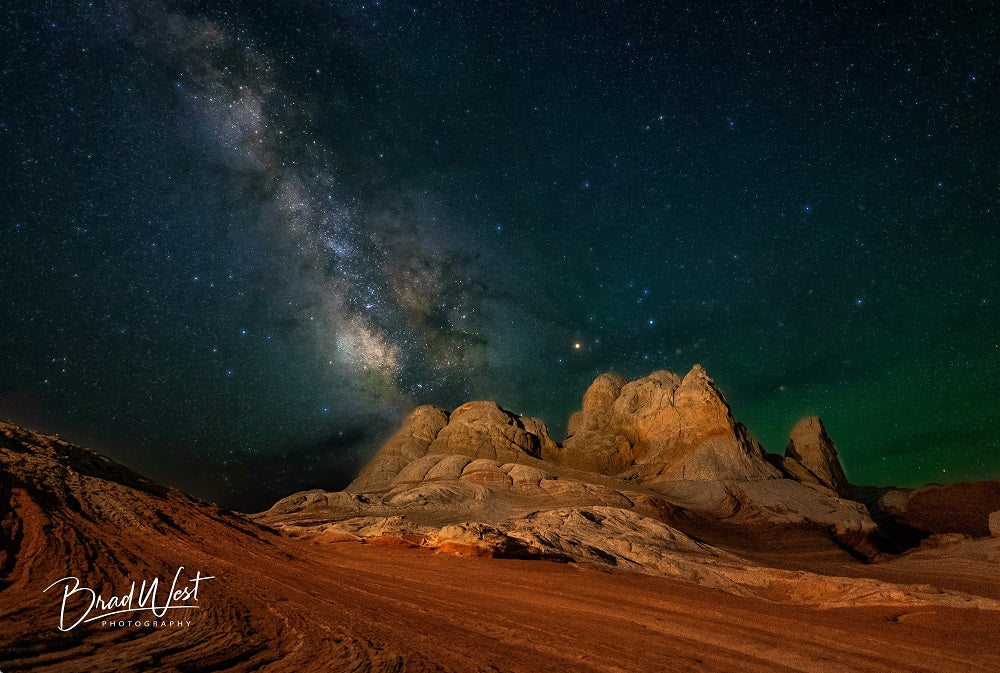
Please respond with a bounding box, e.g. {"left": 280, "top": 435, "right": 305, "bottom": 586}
{"left": 347, "top": 366, "right": 875, "bottom": 499}
{"left": 309, "top": 366, "right": 881, "bottom": 550}
{"left": 555, "top": 365, "right": 781, "bottom": 483}
{"left": 783, "top": 416, "right": 850, "bottom": 495}
{"left": 346, "top": 401, "right": 556, "bottom": 494}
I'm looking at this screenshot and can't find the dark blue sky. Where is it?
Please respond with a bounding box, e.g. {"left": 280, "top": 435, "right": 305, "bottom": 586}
{"left": 1, "top": 1, "right": 997, "bottom": 509}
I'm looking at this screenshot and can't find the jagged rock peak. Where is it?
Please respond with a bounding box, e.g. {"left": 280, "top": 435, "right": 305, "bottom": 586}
{"left": 582, "top": 373, "right": 628, "bottom": 416}
{"left": 681, "top": 362, "right": 709, "bottom": 382}
{"left": 784, "top": 416, "right": 849, "bottom": 495}
{"left": 557, "top": 365, "right": 780, "bottom": 483}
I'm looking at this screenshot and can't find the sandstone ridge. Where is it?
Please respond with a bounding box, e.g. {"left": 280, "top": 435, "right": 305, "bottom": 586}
{"left": 352, "top": 365, "right": 793, "bottom": 494}
{"left": 261, "top": 365, "right": 1000, "bottom": 574}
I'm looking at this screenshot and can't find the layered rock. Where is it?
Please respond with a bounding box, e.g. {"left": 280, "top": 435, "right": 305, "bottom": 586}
{"left": 263, "top": 366, "right": 888, "bottom": 561}
{"left": 347, "top": 402, "right": 556, "bottom": 493}
{"left": 555, "top": 365, "right": 781, "bottom": 484}
{"left": 427, "top": 401, "right": 556, "bottom": 461}
{"left": 867, "top": 482, "right": 1000, "bottom": 538}
{"left": 779, "top": 416, "right": 849, "bottom": 495}
{"left": 266, "top": 452, "right": 667, "bottom": 529}
{"left": 348, "top": 404, "right": 448, "bottom": 492}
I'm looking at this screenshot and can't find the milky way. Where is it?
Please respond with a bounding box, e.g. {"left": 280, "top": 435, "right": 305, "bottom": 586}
{"left": 2, "top": 1, "right": 998, "bottom": 508}
{"left": 119, "top": 0, "right": 511, "bottom": 404}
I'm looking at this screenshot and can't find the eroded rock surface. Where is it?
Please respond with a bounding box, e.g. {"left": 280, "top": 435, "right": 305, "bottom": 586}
{"left": 282, "top": 366, "right": 878, "bottom": 555}
{"left": 782, "top": 416, "right": 849, "bottom": 495}
{"left": 553, "top": 366, "right": 780, "bottom": 483}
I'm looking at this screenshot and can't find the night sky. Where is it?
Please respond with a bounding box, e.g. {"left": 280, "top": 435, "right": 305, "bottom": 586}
{"left": 2, "top": 1, "right": 998, "bottom": 510}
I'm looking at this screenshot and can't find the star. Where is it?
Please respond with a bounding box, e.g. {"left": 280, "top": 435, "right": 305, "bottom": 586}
{"left": 0, "top": 0, "right": 993, "bottom": 509}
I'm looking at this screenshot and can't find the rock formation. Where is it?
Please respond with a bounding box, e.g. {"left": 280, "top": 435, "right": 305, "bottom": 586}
{"left": 347, "top": 401, "right": 556, "bottom": 493}
{"left": 347, "top": 404, "right": 449, "bottom": 491}
{"left": 263, "top": 365, "right": 904, "bottom": 562}
{"left": 351, "top": 366, "right": 850, "bottom": 499}
{"left": 4, "top": 368, "right": 1000, "bottom": 672}
{"left": 866, "top": 481, "right": 1000, "bottom": 538}
{"left": 553, "top": 366, "right": 781, "bottom": 483}
{"left": 779, "top": 416, "right": 850, "bottom": 495}
{"left": 556, "top": 372, "right": 632, "bottom": 472}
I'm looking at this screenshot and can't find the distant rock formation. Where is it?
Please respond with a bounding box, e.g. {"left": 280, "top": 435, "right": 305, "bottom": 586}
{"left": 777, "top": 416, "right": 849, "bottom": 496}
{"left": 353, "top": 365, "right": 790, "bottom": 492}
{"left": 866, "top": 481, "right": 1000, "bottom": 538}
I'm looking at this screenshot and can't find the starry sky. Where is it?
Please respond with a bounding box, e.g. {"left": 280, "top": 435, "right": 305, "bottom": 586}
{"left": 1, "top": 1, "right": 997, "bottom": 510}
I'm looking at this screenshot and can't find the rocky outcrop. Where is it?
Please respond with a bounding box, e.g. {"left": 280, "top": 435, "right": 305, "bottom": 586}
{"left": 566, "top": 372, "right": 627, "bottom": 438}
{"left": 554, "top": 373, "right": 632, "bottom": 472}
{"left": 259, "top": 366, "right": 892, "bottom": 555}
{"left": 262, "top": 366, "right": 886, "bottom": 560}
{"left": 354, "top": 367, "right": 854, "bottom": 498}
{"left": 780, "top": 416, "right": 849, "bottom": 495}
{"left": 555, "top": 365, "right": 780, "bottom": 484}
{"left": 258, "top": 505, "right": 1000, "bottom": 611}
{"left": 869, "top": 482, "right": 1000, "bottom": 538}
{"left": 427, "top": 401, "right": 554, "bottom": 461}
{"left": 347, "top": 404, "right": 448, "bottom": 492}
{"left": 347, "top": 402, "right": 556, "bottom": 493}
